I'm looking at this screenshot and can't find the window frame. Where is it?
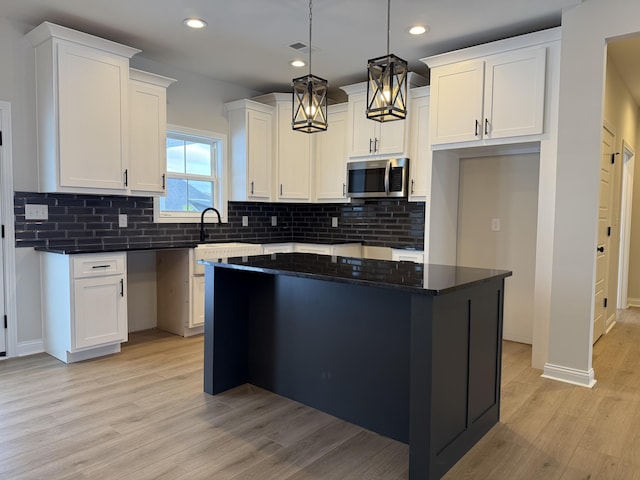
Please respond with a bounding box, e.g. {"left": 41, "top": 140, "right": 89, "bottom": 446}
{"left": 154, "top": 124, "right": 228, "bottom": 223}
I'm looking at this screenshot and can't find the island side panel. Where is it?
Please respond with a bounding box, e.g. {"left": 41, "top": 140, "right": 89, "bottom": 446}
{"left": 204, "top": 266, "right": 261, "bottom": 394}
{"left": 247, "top": 274, "right": 412, "bottom": 443}
{"left": 410, "top": 278, "right": 506, "bottom": 480}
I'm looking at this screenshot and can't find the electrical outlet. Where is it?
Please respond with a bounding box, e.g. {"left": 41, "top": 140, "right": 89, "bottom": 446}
{"left": 331, "top": 217, "right": 338, "bottom": 228}
{"left": 271, "top": 216, "right": 277, "bottom": 227}
{"left": 118, "top": 214, "right": 128, "bottom": 228}
{"left": 25, "top": 204, "right": 48, "bottom": 220}
{"left": 491, "top": 218, "right": 501, "bottom": 232}
{"left": 242, "top": 216, "right": 249, "bottom": 227}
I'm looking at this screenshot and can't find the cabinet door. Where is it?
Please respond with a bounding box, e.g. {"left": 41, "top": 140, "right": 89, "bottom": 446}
{"left": 316, "top": 107, "right": 348, "bottom": 201}
{"left": 190, "top": 275, "right": 205, "bottom": 328}
{"left": 247, "top": 109, "right": 272, "bottom": 200}
{"left": 73, "top": 275, "right": 127, "bottom": 350}
{"left": 484, "top": 48, "right": 546, "bottom": 139}
{"left": 409, "top": 95, "right": 431, "bottom": 201}
{"left": 430, "top": 60, "right": 484, "bottom": 145}
{"left": 347, "top": 94, "right": 377, "bottom": 157}
{"left": 129, "top": 80, "right": 167, "bottom": 194}
{"left": 276, "top": 103, "right": 311, "bottom": 200}
{"left": 57, "top": 41, "right": 128, "bottom": 190}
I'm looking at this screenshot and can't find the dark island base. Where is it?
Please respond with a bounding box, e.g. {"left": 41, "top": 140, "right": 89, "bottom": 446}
{"left": 204, "top": 265, "right": 505, "bottom": 479}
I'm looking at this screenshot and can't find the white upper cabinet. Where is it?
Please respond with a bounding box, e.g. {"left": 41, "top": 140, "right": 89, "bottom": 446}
{"left": 408, "top": 87, "right": 431, "bottom": 202}
{"left": 340, "top": 86, "right": 408, "bottom": 158}
{"left": 315, "top": 104, "right": 349, "bottom": 202}
{"left": 128, "top": 69, "right": 176, "bottom": 196}
{"left": 271, "top": 96, "right": 312, "bottom": 201}
{"left": 226, "top": 99, "right": 274, "bottom": 202}
{"left": 27, "top": 22, "right": 140, "bottom": 194}
{"left": 424, "top": 28, "right": 557, "bottom": 148}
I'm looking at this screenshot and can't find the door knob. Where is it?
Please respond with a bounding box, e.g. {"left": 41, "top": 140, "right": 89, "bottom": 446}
{"left": 597, "top": 246, "right": 604, "bottom": 253}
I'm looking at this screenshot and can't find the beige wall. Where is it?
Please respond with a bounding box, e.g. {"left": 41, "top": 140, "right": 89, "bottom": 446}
{"left": 605, "top": 55, "right": 640, "bottom": 303}
{"left": 457, "top": 154, "right": 539, "bottom": 344}
{"left": 546, "top": 0, "right": 640, "bottom": 386}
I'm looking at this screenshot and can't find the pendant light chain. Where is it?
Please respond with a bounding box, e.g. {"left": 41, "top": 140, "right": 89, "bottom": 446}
{"left": 308, "top": 0, "right": 313, "bottom": 75}
{"left": 386, "top": 0, "right": 390, "bottom": 56}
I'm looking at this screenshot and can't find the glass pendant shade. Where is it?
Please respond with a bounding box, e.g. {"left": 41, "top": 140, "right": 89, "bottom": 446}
{"left": 366, "top": 53, "right": 408, "bottom": 122}
{"left": 292, "top": 73, "right": 328, "bottom": 132}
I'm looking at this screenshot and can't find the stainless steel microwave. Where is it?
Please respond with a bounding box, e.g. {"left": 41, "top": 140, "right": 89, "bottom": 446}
{"left": 346, "top": 158, "right": 409, "bottom": 199}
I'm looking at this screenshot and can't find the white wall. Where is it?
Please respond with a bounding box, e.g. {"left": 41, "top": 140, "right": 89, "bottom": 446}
{"left": 545, "top": 0, "right": 640, "bottom": 386}
{"left": 0, "top": 16, "right": 259, "bottom": 351}
{"left": 457, "top": 154, "right": 539, "bottom": 344}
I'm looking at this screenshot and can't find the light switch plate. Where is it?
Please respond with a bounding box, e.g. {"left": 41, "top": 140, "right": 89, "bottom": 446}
{"left": 331, "top": 217, "right": 338, "bottom": 228}
{"left": 118, "top": 214, "right": 128, "bottom": 228}
{"left": 25, "top": 204, "right": 48, "bottom": 220}
{"left": 242, "top": 216, "right": 249, "bottom": 227}
{"left": 491, "top": 218, "right": 501, "bottom": 232}
{"left": 271, "top": 216, "right": 277, "bottom": 226}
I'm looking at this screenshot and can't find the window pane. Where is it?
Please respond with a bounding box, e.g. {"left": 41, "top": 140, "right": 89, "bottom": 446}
{"left": 187, "top": 180, "right": 213, "bottom": 211}
{"left": 160, "top": 178, "right": 214, "bottom": 212}
{"left": 166, "top": 138, "right": 185, "bottom": 174}
{"left": 185, "top": 141, "right": 212, "bottom": 176}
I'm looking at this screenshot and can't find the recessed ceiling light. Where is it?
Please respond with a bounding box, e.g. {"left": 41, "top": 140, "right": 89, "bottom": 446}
{"left": 290, "top": 60, "right": 306, "bottom": 68}
{"left": 184, "top": 18, "right": 208, "bottom": 29}
{"left": 409, "top": 25, "right": 428, "bottom": 35}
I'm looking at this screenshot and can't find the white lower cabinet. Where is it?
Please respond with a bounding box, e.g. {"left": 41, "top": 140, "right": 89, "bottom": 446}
{"left": 41, "top": 252, "right": 128, "bottom": 363}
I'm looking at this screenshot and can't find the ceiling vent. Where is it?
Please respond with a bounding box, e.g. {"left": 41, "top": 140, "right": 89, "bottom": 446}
{"left": 289, "top": 41, "right": 318, "bottom": 54}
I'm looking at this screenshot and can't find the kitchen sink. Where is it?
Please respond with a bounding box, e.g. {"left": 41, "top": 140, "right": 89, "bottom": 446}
{"left": 193, "top": 242, "right": 263, "bottom": 274}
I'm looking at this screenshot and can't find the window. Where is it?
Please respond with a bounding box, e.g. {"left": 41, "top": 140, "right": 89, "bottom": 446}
{"left": 154, "top": 125, "right": 227, "bottom": 223}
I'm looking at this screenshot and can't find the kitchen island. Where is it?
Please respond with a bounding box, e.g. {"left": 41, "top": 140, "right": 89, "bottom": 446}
{"left": 202, "top": 253, "right": 511, "bottom": 479}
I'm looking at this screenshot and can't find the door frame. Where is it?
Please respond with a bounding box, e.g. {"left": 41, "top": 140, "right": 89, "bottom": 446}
{"left": 0, "top": 101, "right": 18, "bottom": 358}
{"left": 617, "top": 139, "right": 635, "bottom": 309}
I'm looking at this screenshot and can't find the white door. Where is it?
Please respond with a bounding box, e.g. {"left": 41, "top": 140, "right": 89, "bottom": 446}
{"left": 247, "top": 109, "right": 272, "bottom": 200}
{"left": 617, "top": 143, "right": 635, "bottom": 309}
{"left": 0, "top": 112, "right": 5, "bottom": 356}
{"left": 594, "top": 125, "right": 615, "bottom": 343}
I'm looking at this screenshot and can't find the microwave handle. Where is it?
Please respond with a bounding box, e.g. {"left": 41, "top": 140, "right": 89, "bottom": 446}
{"left": 384, "top": 160, "right": 391, "bottom": 195}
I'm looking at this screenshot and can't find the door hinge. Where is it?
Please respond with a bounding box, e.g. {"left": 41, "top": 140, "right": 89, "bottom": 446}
{"left": 607, "top": 226, "right": 611, "bottom": 237}
{"left": 604, "top": 298, "right": 608, "bottom": 308}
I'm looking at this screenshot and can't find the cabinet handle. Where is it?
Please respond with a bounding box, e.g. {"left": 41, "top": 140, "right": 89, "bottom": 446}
{"left": 369, "top": 138, "right": 373, "bottom": 153}
{"left": 250, "top": 181, "right": 254, "bottom": 195}
{"left": 162, "top": 174, "right": 166, "bottom": 190}
{"left": 374, "top": 138, "right": 379, "bottom": 152}
{"left": 123, "top": 169, "right": 128, "bottom": 187}
{"left": 343, "top": 183, "right": 346, "bottom": 196}
{"left": 280, "top": 184, "right": 283, "bottom": 196}
{"left": 92, "top": 265, "right": 111, "bottom": 269}
{"left": 411, "top": 179, "right": 415, "bottom": 195}
{"left": 475, "top": 120, "right": 480, "bottom": 137}
{"left": 120, "top": 278, "right": 124, "bottom": 297}
{"left": 484, "top": 118, "right": 489, "bottom": 136}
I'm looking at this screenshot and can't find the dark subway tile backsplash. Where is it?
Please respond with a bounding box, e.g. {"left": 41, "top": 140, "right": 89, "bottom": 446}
{"left": 14, "top": 192, "right": 425, "bottom": 250}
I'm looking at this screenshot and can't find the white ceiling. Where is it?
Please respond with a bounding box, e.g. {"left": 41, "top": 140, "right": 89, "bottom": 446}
{"left": 608, "top": 35, "right": 640, "bottom": 105}
{"left": 3, "top": 0, "right": 584, "bottom": 100}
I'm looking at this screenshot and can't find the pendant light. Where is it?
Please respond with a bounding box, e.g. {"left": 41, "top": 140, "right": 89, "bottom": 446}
{"left": 292, "top": 0, "right": 328, "bottom": 133}
{"left": 366, "top": 0, "right": 408, "bottom": 122}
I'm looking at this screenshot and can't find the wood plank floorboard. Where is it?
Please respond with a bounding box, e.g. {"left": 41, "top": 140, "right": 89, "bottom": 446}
{"left": 3, "top": 311, "right": 640, "bottom": 479}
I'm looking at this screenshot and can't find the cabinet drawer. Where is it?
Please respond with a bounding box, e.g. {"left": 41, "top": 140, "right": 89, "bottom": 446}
{"left": 72, "top": 253, "right": 126, "bottom": 278}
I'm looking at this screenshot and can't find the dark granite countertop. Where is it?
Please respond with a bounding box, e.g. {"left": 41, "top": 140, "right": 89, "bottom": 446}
{"left": 202, "top": 253, "right": 511, "bottom": 296}
{"left": 33, "top": 240, "right": 372, "bottom": 255}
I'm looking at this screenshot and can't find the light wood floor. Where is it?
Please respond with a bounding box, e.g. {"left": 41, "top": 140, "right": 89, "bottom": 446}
{"left": 2, "top": 311, "right": 640, "bottom": 480}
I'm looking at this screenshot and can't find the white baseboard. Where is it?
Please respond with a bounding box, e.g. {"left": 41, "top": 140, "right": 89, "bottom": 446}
{"left": 627, "top": 297, "right": 640, "bottom": 308}
{"left": 17, "top": 340, "right": 44, "bottom": 357}
{"left": 541, "top": 363, "right": 596, "bottom": 388}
